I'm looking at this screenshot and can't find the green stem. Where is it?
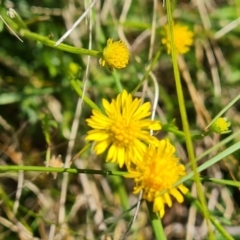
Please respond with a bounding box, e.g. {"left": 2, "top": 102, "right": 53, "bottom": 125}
{"left": 187, "top": 193, "right": 234, "bottom": 240}
{"left": 113, "top": 71, "right": 123, "bottom": 92}
{"left": 206, "top": 93, "right": 240, "bottom": 129}
{"left": 132, "top": 49, "right": 161, "bottom": 94}
{"left": 106, "top": 164, "right": 129, "bottom": 212}
{"left": 9, "top": 8, "right": 29, "bottom": 29}
{"left": 147, "top": 202, "right": 167, "bottom": 240}
{"left": 0, "top": 165, "right": 126, "bottom": 176}
{"left": 165, "top": 0, "right": 214, "bottom": 238}
{"left": 161, "top": 125, "right": 185, "bottom": 137}
{"left": 70, "top": 80, "right": 101, "bottom": 111}
{"left": 20, "top": 29, "right": 101, "bottom": 56}
{"left": 0, "top": 7, "right": 101, "bottom": 57}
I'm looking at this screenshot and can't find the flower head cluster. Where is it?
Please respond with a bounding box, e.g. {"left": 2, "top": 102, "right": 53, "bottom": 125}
{"left": 126, "top": 139, "right": 188, "bottom": 217}
{"left": 162, "top": 24, "right": 194, "bottom": 54}
{"left": 210, "top": 117, "right": 231, "bottom": 134}
{"left": 99, "top": 38, "right": 130, "bottom": 71}
{"left": 86, "top": 90, "right": 161, "bottom": 167}
{"left": 86, "top": 90, "right": 188, "bottom": 218}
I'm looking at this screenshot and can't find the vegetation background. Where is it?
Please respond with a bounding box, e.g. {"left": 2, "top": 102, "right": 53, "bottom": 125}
{"left": 0, "top": 0, "right": 240, "bottom": 239}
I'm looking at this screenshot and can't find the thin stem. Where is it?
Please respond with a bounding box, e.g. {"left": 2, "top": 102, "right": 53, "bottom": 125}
{"left": 131, "top": 49, "right": 161, "bottom": 94}
{"left": 165, "top": 0, "right": 214, "bottom": 238}
{"left": 0, "top": 8, "right": 101, "bottom": 57}
{"left": 147, "top": 202, "right": 166, "bottom": 240}
{"left": 20, "top": 29, "right": 101, "bottom": 57}
{"left": 187, "top": 193, "right": 234, "bottom": 240}
{"left": 0, "top": 165, "right": 125, "bottom": 176}
{"left": 113, "top": 71, "right": 123, "bottom": 92}
{"left": 0, "top": 14, "right": 23, "bottom": 42}
{"left": 70, "top": 80, "right": 101, "bottom": 111}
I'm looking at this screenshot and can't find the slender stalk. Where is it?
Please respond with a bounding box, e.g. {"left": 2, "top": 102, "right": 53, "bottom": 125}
{"left": 131, "top": 49, "right": 161, "bottom": 94}
{"left": 206, "top": 93, "right": 240, "bottom": 129}
{"left": 187, "top": 193, "right": 234, "bottom": 240}
{"left": 106, "top": 164, "right": 129, "bottom": 211}
{"left": 0, "top": 165, "right": 125, "bottom": 176}
{"left": 70, "top": 80, "right": 101, "bottom": 111}
{"left": 161, "top": 125, "right": 185, "bottom": 137}
{"left": 0, "top": 8, "right": 101, "bottom": 57}
{"left": 147, "top": 202, "right": 166, "bottom": 240}
{"left": 20, "top": 29, "right": 101, "bottom": 57}
{"left": 113, "top": 71, "right": 123, "bottom": 92}
{"left": 165, "top": 0, "right": 214, "bottom": 238}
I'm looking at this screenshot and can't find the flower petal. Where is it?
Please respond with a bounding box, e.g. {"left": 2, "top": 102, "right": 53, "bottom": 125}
{"left": 94, "top": 140, "right": 111, "bottom": 154}
{"left": 170, "top": 188, "right": 184, "bottom": 203}
{"left": 86, "top": 130, "right": 109, "bottom": 141}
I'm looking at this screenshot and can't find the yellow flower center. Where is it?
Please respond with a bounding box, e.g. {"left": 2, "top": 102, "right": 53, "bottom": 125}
{"left": 110, "top": 118, "right": 139, "bottom": 147}
{"left": 99, "top": 38, "right": 130, "bottom": 70}
{"left": 144, "top": 161, "right": 174, "bottom": 192}
{"left": 141, "top": 160, "right": 186, "bottom": 202}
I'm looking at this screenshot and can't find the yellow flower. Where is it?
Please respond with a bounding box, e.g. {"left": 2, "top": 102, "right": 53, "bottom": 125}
{"left": 162, "top": 24, "right": 194, "bottom": 54}
{"left": 85, "top": 90, "right": 161, "bottom": 168}
{"left": 125, "top": 139, "right": 188, "bottom": 218}
{"left": 210, "top": 117, "right": 231, "bottom": 134}
{"left": 99, "top": 38, "right": 130, "bottom": 71}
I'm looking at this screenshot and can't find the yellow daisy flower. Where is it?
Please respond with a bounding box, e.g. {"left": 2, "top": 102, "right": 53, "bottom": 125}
{"left": 99, "top": 38, "right": 130, "bottom": 71}
{"left": 125, "top": 139, "right": 188, "bottom": 218}
{"left": 85, "top": 90, "right": 161, "bottom": 168}
{"left": 210, "top": 117, "right": 231, "bottom": 134}
{"left": 162, "top": 24, "right": 194, "bottom": 54}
